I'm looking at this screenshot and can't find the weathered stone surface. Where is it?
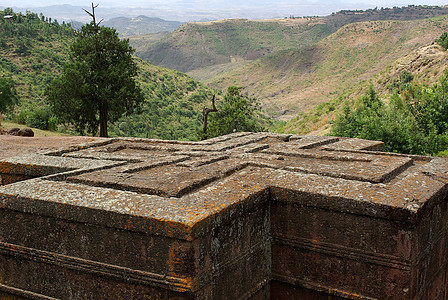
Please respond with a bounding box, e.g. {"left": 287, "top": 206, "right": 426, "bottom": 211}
{"left": 0, "top": 132, "right": 447, "bottom": 299}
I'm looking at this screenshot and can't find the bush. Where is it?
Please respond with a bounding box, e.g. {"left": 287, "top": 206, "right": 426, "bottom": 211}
{"left": 48, "top": 116, "right": 59, "bottom": 131}
{"left": 207, "top": 86, "right": 264, "bottom": 139}
{"left": 0, "top": 38, "right": 6, "bottom": 49}
{"left": 437, "top": 32, "right": 448, "bottom": 50}
{"left": 331, "top": 80, "right": 448, "bottom": 155}
{"left": 14, "top": 40, "right": 30, "bottom": 56}
{"left": 26, "top": 107, "right": 50, "bottom": 130}
{"left": 16, "top": 110, "right": 29, "bottom": 124}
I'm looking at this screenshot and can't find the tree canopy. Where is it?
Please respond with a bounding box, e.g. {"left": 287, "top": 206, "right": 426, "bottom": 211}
{"left": 331, "top": 73, "right": 448, "bottom": 155}
{"left": 0, "top": 77, "right": 18, "bottom": 114}
{"left": 45, "top": 5, "right": 144, "bottom": 137}
{"left": 437, "top": 32, "right": 448, "bottom": 50}
{"left": 206, "top": 86, "right": 264, "bottom": 139}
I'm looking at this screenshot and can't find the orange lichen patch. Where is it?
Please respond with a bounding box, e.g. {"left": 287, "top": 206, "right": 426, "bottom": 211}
{"left": 327, "top": 288, "right": 365, "bottom": 299}
{"left": 166, "top": 242, "right": 194, "bottom": 287}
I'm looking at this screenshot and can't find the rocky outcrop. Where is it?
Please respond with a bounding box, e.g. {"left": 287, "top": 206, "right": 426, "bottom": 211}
{"left": 6, "top": 127, "right": 34, "bottom": 137}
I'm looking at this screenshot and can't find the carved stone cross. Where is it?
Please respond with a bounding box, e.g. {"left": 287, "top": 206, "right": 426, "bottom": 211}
{"left": 0, "top": 133, "right": 447, "bottom": 299}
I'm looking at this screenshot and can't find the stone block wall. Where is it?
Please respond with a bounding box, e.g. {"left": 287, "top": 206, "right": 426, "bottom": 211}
{"left": 0, "top": 133, "right": 447, "bottom": 299}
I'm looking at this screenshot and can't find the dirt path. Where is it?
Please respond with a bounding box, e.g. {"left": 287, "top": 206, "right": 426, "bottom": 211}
{"left": 0, "top": 135, "right": 107, "bottom": 160}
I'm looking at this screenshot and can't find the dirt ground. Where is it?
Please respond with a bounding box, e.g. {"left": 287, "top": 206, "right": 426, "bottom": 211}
{"left": 0, "top": 135, "right": 107, "bottom": 160}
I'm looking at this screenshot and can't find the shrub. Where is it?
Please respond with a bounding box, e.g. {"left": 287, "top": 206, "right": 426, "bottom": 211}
{"left": 26, "top": 107, "right": 50, "bottom": 130}
{"left": 16, "top": 110, "right": 29, "bottom": 124}
{"left": 437, "top": 32, "right": 448, "bottom": 50}
{"left": 47, "top": 116, "right": 59, "bottom": 131}
{"left": 331, "top": 80, "right": 448, "bottom": 155}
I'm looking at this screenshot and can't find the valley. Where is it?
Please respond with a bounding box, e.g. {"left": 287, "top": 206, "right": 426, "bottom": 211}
{"left": 206, "top": 16, "right": 448, "bottom": 120}
{"left": 126, "top": 5, "right": 448, "bottom": 132}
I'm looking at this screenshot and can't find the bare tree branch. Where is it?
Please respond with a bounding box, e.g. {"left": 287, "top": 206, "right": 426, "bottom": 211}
{"left": 202, "top": 95, "right": 218, "bottom": 140}
{"left": 83, "top": 3, "right": 102, "bottom": 32}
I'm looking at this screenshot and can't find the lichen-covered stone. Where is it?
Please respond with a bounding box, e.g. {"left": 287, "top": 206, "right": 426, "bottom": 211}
{"left": 0, "top": 133, "right": 446, "bottom": 299}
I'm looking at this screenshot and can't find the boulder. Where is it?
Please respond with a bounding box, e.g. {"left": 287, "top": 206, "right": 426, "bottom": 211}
{"left": 18, "top": 128, "right": 34, "bottom": 137}
{"left": 7, "top": 127, "right": 20, "bottom": 136}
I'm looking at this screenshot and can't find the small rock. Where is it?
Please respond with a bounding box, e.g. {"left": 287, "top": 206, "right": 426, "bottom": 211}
{"left": 18, "top": 128, "right": 34, "bottom": 137}
{"left": 7, "top": 127, "right": 20, "bottom": 136}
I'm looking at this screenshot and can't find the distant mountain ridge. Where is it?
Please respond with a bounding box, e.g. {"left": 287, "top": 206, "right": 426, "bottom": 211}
{"left": 0, "top": 2, "right": 368, "bottom": 23}
{"left": 133, "top": 5, "right": 448, "bottom": 74}
{"left": 102, "top": 16, "right": 183, "bottom": 37}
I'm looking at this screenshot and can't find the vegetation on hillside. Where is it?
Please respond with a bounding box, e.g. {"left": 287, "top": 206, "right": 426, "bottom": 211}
{"left": 276, "top": 38, "right": 448, "bottom": 138}
{"left": 437, "top": 31, "right": 448, "bottom": 49}
{"left": 0, "top": 8, "right": 218, "bottom": 141}
{"left": 0, "top": 8, "right": 74, "bottom": 131}
{"left": 328, "top": 5, "right": 448, "bottom": 25}
{"left": 331, "top": 72, "right": 448, "bottom": 155}
{"left": 102, "top": 16, "right": 182, "bottom": 37}
{"left": 0, "top": 8, "right": 74, "bottom": 103}
{"left": 108, "top": 61, "right": 215, "bottom": 141}
{"left": 0, "top": 77, "right": 19, "bottom": 115}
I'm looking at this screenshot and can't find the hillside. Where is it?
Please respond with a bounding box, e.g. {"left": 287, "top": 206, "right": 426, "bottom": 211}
{"left": 109, "top": 59, "right": 216, "bottom": 141}
{"left": 128, "top": 32, "right": 171, "bottom": 57}
{"left": 277, "top": 42, "right": 448, "bottom": 136}
{"left": 0, "top": 8, "right": 216, "bottom": 141}
{"left": 132, "top": 18, "right": 334, "bottom": 73}
{"left": 102, "top": 16, "right": 182, "bottom": 37}
{"left": 205, "top": 15, "right": 448, "bottom": 120}
{"left": 131, "top": 5, "right": 448, "bottom": 76}
{"left": 0, "top": 9, "right": 74, "bottom": 104}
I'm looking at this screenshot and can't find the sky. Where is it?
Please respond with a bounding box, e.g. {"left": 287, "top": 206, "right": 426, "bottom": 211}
{"left": 3, "top": 0, "right": 448, "bottom": 8}
{"left": 2, "top": 1, "right": 448, "bottom": 22}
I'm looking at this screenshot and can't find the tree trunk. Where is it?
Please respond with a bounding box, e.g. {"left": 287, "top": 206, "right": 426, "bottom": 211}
{"left": 202, "top": 95, "right": 217, "bottom": 140}
{"left": 99, "top": 106, "right": 108, "bottom": 137}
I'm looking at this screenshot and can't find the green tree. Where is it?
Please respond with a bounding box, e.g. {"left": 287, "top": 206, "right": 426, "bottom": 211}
{"left": 437, "top": 32, "right": 448, "bottom": 50}
{"left": 0, "top": 77, "right": 19, "bottom": 114}
{"left": 331, "top": 85, "right": 384, "bottom": 140}
{"left": 45, "top": 4, "right": 144, "bottom": 137}
{"left": 400, "top": 70, "right": 414, "bottom": 84}
{"left": 406, "top": 72, "right": 448, "bottom": 136}
{"left": 206, "top": 86, "right": 264, "bottom": 139}
{"left": 331, "top": 83, "right": 448, "bottom": 155}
